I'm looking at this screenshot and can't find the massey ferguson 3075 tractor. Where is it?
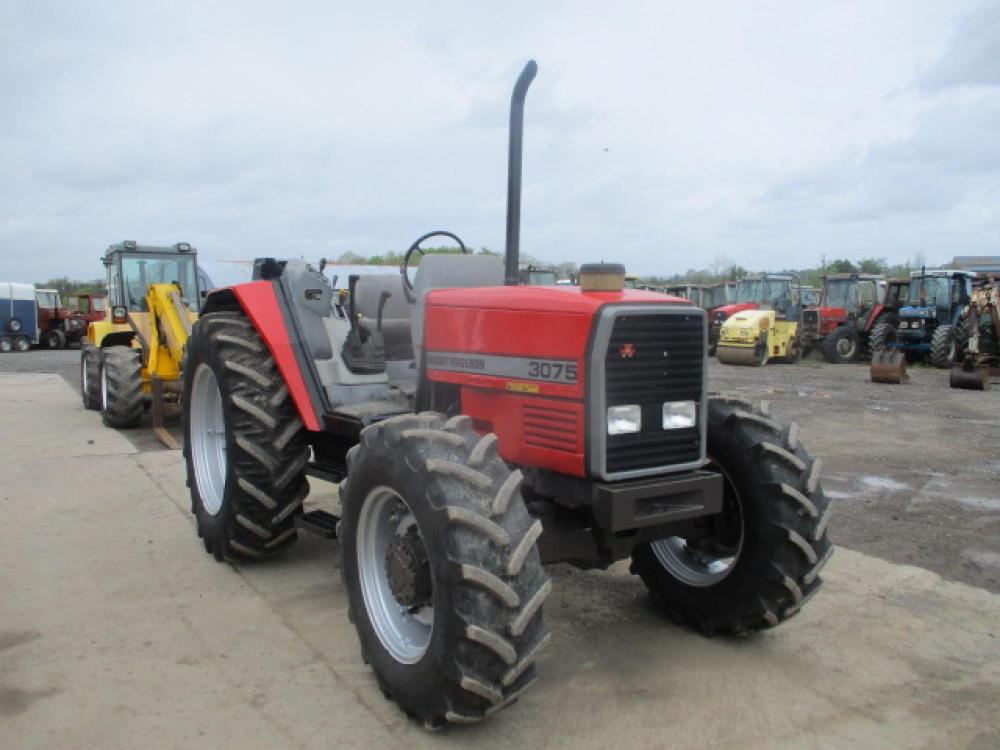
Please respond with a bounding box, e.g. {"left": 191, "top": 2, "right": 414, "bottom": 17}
{"left": 799, "top": 273, "right": 894, "bottom": 364}
{"left": 181, "top": 61, "right": 831, "bottom": 727}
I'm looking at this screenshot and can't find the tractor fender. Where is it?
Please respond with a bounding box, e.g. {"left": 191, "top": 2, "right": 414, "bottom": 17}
{"left": 204, "top": 283, "right": 323, "bottom": 432}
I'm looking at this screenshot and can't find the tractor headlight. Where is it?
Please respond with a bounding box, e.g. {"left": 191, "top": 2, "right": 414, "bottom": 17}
{"left": 607, "top": 405, "right": 641, "bottom": 435}
{"left": 112, "top": 306, "right": 127, "bottom": 324}
{"left": 662, "top": 401, "right": 697, "bottom": 430}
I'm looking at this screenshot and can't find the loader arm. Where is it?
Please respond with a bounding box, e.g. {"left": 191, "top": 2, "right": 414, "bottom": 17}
{"left": 145, "top": 282, "right": 196, "bottom": 381}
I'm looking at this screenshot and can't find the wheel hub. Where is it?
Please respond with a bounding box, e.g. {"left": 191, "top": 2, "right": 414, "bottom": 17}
{"left": 385, "top": 528, "right": 432, "bottom": 608}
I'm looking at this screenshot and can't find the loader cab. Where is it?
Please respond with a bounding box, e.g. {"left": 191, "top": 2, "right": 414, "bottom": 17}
{"left": 104, "top": 241, "right": 202, "bottom": 314}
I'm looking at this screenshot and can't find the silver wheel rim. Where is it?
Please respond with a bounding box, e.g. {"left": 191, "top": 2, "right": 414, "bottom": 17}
{"left": 100, "top": 363, "right": 108, "bottom": 410}
{"left": 836, "top": 337, "right": 855, "bottom": 359}
{"left": 190, "top": 364, "right": 227, "bottom": 516}
{"left": 357, "top": 486, "right": 434, "bottom": 664}
{"left": 16, "top": 338, "right": 28, "bottom": 351}
{"left": 0, "top": 339, "right": 9, "bottom": 352}
{"left": 651, "top": 460, "right": 744, "bottom": 587}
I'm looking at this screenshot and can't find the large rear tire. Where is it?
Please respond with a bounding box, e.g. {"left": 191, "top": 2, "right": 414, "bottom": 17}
{"left": 183, "top": 311, "right": 308, "bottom": 561}
{"left": 100, "top": 346, "right": 143, "bottom": 427}
{"left": 340, "top": 412, "right": 550, "bottom": 727}
{"left": 820, "top": 326, "right": 859, "bottom": 364}
{"left": 930, "top": 324, "right": 956, "bottom": 368}
{"left": 80, "top": 344, "right": 101, "bottom": 410}
{"left": 631, "top": 396, "right": 832, "bottom": 635}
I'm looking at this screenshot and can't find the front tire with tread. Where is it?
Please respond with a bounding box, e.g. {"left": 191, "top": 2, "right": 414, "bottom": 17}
{"left": 340, "top": 412, "right": 550, "bottom": 727}
{"left": 100, "top": 346, "right": 143, "bottom": 427}
{"left": 631, "top": 396, "right": 832, "bottom": 635}
{"left": 930, "top": 324, "right": 956, "bottom": 368}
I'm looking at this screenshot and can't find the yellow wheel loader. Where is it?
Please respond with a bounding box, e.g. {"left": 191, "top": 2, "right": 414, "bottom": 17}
{"left": 81, "top": 241, "right": 201, "bottom": 446}
{"left": 716, "top": 309, "right": 802, "bottom": 365}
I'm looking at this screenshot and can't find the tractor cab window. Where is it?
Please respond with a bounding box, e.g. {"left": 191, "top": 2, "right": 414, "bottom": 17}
{"left": 36, "top": 291, "right": 60, "bottom": 309}
{"left": 858, "top": 280, "right": 877, "bottom": 307}
{"left": 951, "top": 278, "right": 970, "bottom": 305}
{"left": 824, "top": 279, "right": 857, "bottom": 310}
{"left": 767, "top": 279, "right": 792, "bottom": 304}
{"left": 119, "top": 253, "right": 200, "bottom": 312}
{"left": 909, "top": 277, "right": 949, "bottom": 308}
{"left": 703, "top": 286, "right": 724, "bottom": 308}
{"left": 92, "top": 297, "right": 105, "bottom": 311}
{"left": 735, "top": 280, "right": 764, "bottom": 303}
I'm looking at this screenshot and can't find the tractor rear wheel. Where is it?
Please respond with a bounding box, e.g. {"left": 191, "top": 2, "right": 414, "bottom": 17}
{"left": 100, "top": 346, "right": 143, "bottom": 427}
{"left": 631, "top": 396, "right": 832, "bottom": 635}
{"left": 183, "top": 311, "right": 308, "bottom": 561}
{"left": 80, "top": 344, "right": 101, "bottom": 410}
{"left": 821, "top": 326, "right": 859, "bottom": 364}
{"left": 340, "top": 412, "right": 550, "bottom": 727}
{"left": 868, "top": 321, "right": 896, "bottom": 354}
{"left": 930, "top": 324, "right": 957, "bottom": 368}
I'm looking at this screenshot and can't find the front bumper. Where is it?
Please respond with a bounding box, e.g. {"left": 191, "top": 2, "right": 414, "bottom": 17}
{"left": 591, "top": 470, "right": 723, "bottom": 532}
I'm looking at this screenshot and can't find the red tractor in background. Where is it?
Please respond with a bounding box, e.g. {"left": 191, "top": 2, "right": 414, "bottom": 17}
{"left": 34, "top": 289, "right": 105, "bottom": 349}
{"left": 799, "top": 273, "right": 897, "bottom": 364}
{"left": 180, "top": 61, "right": 831, "bottom": 727}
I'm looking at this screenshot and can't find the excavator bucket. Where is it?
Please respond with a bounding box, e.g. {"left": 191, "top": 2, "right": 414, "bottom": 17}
{"left": 716, "top": 345, "right": 765, "bottom": 366}
{"left": 949, "top": 359, "right": 991, "bottom": 391}
{"left": 870, "top": 349, "right": 908, "bottom": 384}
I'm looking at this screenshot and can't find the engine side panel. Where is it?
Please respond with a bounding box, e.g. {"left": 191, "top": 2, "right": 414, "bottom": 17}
{"left": 423, "top": 296, "right": 597, "bottom": 477}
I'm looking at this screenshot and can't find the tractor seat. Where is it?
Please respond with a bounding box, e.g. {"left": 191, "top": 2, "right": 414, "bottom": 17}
{"left": 353, "top": 275, "right": 414, "bottom": 361}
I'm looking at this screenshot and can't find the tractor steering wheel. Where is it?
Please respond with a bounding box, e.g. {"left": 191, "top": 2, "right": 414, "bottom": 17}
{"left": 400, "top": 231, "right": 469, "bottom": 303}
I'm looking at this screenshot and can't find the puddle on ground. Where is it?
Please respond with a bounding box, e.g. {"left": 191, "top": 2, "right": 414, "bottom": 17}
{"left": 860, "top": 476, "right": 909, "bottom": 491}
{"left": 824, "top": 489, "right": 855, "bottom": 500}
{"left": 955, "top": 496, "right": 1000, "bottom": 512}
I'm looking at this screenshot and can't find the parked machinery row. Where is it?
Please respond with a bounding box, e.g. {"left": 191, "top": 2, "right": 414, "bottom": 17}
{"left": 0, "top": 282, "right": 105, "bottom": 352}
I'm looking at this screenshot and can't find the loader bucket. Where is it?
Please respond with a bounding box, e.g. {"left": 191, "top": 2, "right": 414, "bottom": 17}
{"left": 870, "top": 350, "right": 908, "bottom": 384}
{"left": 949, "top": 363, "right": 990, "bottom": 391}
{"left": 716, "top": 345, "right": 765, "bottom": 366}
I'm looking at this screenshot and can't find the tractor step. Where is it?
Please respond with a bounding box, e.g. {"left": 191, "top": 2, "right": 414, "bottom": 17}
{"left": 295, "top": 510, "right": 340, "bottom": 539}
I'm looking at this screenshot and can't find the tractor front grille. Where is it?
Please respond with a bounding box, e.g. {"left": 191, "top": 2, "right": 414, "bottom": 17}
{"left": 603, "top": 312, "right": 704, "bottom": 475}
{"left": 801, "top": 309, "right": 820, "bottom": 339}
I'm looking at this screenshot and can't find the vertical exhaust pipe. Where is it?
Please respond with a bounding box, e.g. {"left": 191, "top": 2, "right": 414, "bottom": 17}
{"left": 505, "top": 60, "right": 538, "bottom": 286}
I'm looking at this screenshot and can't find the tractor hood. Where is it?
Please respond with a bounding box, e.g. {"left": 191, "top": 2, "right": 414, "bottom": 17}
{"left": 811, "top": 306, "right": 847, "bottom": 321}
{"left": 899, "top": 305, "right": 937, "bottom": 319}
{"left": 712, "top": 301, "right": 758, "bottom": 319}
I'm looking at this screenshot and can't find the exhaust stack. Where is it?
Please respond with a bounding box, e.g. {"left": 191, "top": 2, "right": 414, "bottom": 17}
{"left": 504, "top": 60, "right": 538, "bottom": 286}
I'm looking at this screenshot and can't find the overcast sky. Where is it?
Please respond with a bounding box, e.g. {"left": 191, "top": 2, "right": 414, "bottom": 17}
{"left": 1, "top": 0, "right": 998, "bottom": 282}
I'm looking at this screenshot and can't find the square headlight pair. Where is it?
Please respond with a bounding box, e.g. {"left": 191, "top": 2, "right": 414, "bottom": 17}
{"left": 607, "top": 401, "right": 697, "bottom": 435}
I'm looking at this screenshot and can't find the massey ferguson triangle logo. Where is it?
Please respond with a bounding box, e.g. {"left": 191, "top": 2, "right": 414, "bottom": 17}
{"left": 619, "top": 343, "right": 637, "bottom": 359}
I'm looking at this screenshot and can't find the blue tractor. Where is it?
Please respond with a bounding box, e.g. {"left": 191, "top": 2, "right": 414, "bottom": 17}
{"left": 869, "top": 270, "right": 975, "bottom": 368}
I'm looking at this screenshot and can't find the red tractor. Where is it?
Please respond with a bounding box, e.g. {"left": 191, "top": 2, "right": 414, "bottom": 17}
{"left": 181, "top": 61, "right": 831, "bottom": 727}
{"left": 799, "top": 273, "right": 896, "bottom": 363}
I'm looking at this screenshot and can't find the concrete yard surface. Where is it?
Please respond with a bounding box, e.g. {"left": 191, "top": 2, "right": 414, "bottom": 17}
{"left": 2, "top": 373, "right": 1000, "bottom": 749}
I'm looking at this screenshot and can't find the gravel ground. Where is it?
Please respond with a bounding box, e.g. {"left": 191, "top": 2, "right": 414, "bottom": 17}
{"left": 4, "top": 345, "right": 999, "bottom": 592}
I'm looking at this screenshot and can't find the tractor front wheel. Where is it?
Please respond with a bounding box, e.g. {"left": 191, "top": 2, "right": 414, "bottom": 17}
{"left": 100, "top": 346, "right": 143, "bottom": 427}
{"left": 183, "top": 311, "right": 308, "bottom": 561}
{"left": 80, "top": 344, "right": 101, "bottom": 410}
{"left": 930, "top": 324, "right": 957, "bottom": 368}
{"left": 631, "top": 396, "right": 832, "bottom": 634}
{"left": 340, "top": 412, "right": 551, "bottom": 727}
{"left": 821, "top": 326, "right": 859, "bottom": 364}
{"left": 46, "top": 329, "right": 66, "bottom": 350}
